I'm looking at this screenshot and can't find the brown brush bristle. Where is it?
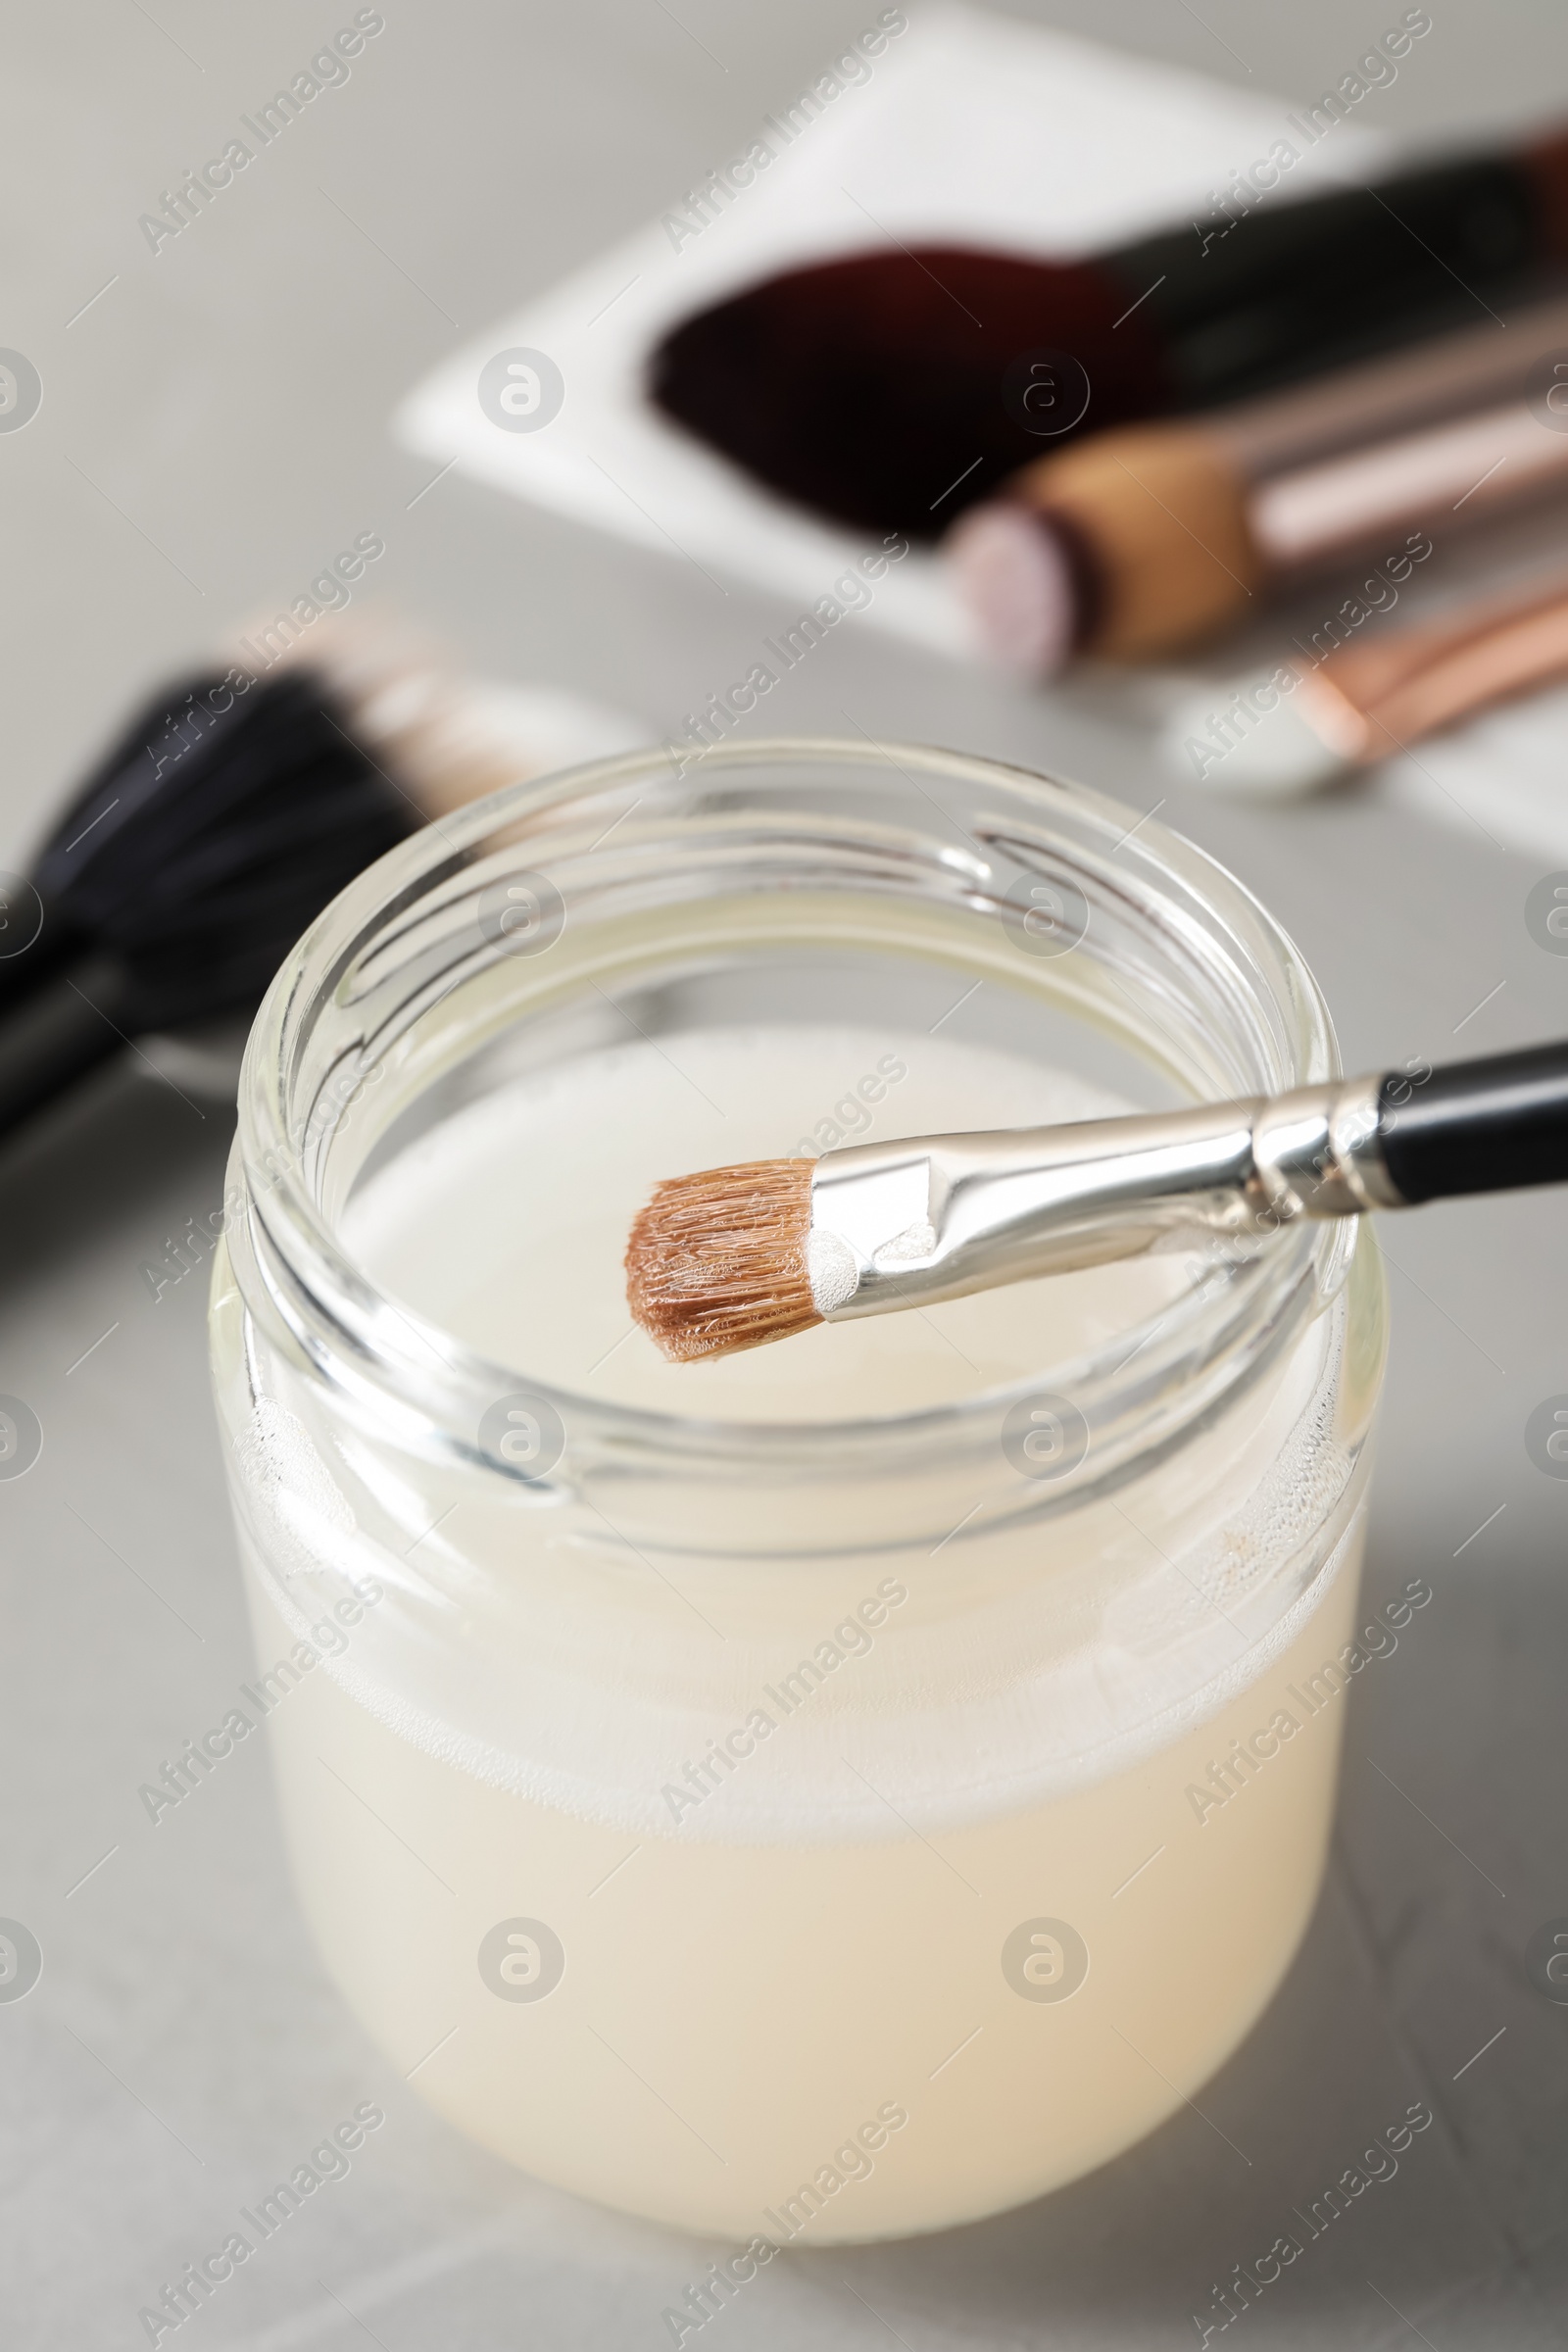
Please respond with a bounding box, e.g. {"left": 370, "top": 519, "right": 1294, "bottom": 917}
{"left": 625, "top": 1157, "right": 819, "bottom": 1363}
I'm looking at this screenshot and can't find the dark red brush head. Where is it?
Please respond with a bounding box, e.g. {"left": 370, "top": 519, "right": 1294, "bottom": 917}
{"left": 648, "top": 245, "right": 1171, "bottom": 539}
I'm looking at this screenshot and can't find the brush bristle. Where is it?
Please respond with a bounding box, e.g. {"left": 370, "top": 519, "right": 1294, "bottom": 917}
{"left": 23, "top": 663, "right": 415, "bottom": 1032}
{"left": 626, "top": 1157, "right": 818, "bottom": 1363}
{"left": 649, "top": 246, "right": 1142, "bottom": 539}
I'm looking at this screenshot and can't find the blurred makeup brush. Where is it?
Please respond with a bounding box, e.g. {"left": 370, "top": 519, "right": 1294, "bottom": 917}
{"left": 948, "top": 294, "right": 1568, "bottom": 670}
{"left": 1166, "top": 569, "right": 1568, "bottom": 794}
{"left": 651, "top": 120, "right": 1568, "bottom": 537}
{"left": 625, "top": 1042, "right": 1568, "bottom": 1362}
{"left": 0, "top": 623, "right": 641, "bottom": 1141}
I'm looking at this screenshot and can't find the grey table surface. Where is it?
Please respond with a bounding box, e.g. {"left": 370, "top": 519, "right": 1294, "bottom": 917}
{"left": 4, "top": 1, "right": 1568, "bottom": 2345}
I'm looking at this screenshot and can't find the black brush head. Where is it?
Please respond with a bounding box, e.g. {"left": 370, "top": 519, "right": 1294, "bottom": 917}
{"left": 14, "top": 665, "right": 417, "bottom": 1032}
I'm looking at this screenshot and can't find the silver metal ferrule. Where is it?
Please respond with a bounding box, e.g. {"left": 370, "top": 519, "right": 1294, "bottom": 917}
{"left": 806, "top": 1072, "right": 1402, "bottom": 1323}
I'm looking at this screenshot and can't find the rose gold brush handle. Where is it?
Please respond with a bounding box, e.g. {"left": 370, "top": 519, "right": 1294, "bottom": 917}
{"left": 952, "top": 299, "right": 1568, "bottom": 669}
{"left": 1249, "top": 404, "right": 1568, "bottom": 573}
{"left": 1303, "top": 575, "right": 1568, "bottom": 760}
{"left": 1209, "top": 294, "right": 1568, "bottom": 481}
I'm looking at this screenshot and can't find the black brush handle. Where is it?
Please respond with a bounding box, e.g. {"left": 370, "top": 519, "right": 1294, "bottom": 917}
{"left": 0, "top": 953, "right": 135, "bottom": 1140}
{"left": 1378, "top": 1040, "right": 1568, "bottom": 1202}
{"left": 0, "top": 886, "right": 86, "bottom": 1019}
{"left": 1123, "top": 151, "right": 1560, "bottom": 405}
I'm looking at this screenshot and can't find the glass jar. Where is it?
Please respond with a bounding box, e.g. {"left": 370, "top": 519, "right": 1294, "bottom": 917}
{"left": 210, "top": 738, "right": 1387, "bottom": 2244}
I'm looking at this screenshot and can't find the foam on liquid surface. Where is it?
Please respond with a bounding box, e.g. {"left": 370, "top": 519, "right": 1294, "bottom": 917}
{"left": 342, "top": 1023, "right": 1194, "bottom": 1418}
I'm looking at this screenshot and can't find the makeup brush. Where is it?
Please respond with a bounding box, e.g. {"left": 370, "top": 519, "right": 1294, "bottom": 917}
{"left": 0, "top": 628, "right": 639, "bottom": 1142}
{"left": 650, "top": 121, "right": 1568, "bottom": 538}
{"left": 1168, "top": 569, "right": 1568, "bottom": 794}
{"left": 625, "top": 1042, "right": 1568, "bottom": 1362}
{"left": 948, "top": 295, "right": 1568, "bottom": 670}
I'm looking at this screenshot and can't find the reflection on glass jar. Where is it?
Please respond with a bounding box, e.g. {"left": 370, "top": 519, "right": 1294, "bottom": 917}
{"left": 210, "top": 738, "right": 1387, "bottom": 2241}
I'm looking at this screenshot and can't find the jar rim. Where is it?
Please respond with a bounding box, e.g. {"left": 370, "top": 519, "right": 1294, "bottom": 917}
{"left": 231, "top": 736, "right": 1347, "bottom": 1490}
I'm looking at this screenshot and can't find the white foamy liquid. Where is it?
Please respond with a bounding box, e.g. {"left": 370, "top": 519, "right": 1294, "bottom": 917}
{"left": 227, "top": 1019, "right": 1372, "bottom": 2237}
{"left": 342, "top": 1024, "right": 1193, "bottom": 1416}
